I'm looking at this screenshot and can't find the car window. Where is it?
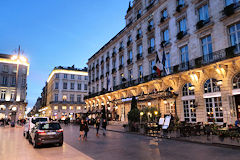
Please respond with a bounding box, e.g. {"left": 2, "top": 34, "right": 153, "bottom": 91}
{"left": 31, "top": 118, "right": 48, "bottom": 124}
{"left": 39, "top": 123, "right": 61, "bottom": 130}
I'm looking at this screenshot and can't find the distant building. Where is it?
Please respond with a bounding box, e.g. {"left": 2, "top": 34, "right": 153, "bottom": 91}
{"left": 27, "top": 97, "right": 42, "bottom": 117}
{"left": 39, "top": 66, "right": 88, "bottom": 120}
{"left": 0, "top": 53, "right": 29, "bottom": 121}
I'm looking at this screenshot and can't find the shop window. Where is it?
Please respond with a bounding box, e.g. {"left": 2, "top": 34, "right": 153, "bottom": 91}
{"left": 205, "top": 97, "right": 223, "bottom": 122}
{"left": 204, "top": 78, "right": 220, "bottom": 93}
{"left": 183, "top": 100, "right": 196, "bottom": 122}
{"left": 233, "top": 72, "right": 240, "bottom": 89}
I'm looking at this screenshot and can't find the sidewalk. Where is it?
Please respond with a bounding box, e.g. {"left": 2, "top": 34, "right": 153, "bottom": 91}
{"left": 0, "top": 127, "right": 93, "bottom": 160}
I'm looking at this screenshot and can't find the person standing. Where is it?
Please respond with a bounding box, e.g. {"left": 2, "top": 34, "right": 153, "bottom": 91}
{"left": 79, "top": 119, "right": 85, "bottom": 141}
{"left": 102, "top": 119, "right": 107, "bottom": 136}
{"left": 84, "top": 120, "right": 89, "bottom": 141}
{"left": 96, "top": 118, "right": 100, "bottom": 136}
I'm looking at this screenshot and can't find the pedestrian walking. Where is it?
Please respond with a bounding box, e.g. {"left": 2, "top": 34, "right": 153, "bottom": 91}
{"left": 79, "top": 119, "right": 85, "bottom": 141}
{"left": 84, "top": 120, "right": 89, "bottom": 141}
{"left": 102, "top": 119, "right": 107, "bottom": 136}
{"left": 96, "top": 118, "right": 100, "bottom": 136}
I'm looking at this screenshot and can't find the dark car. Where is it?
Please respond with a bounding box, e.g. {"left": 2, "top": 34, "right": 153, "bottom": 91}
{"left": 29, "top": 122, "right": 63, "bottom": 148}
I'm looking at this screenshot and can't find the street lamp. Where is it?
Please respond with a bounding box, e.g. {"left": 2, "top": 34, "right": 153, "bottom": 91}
{"left": 140, "top": 112, "right": 144, "bottom": 124}
{"left": 154, "top": 111, "right": 158, "bottom": 116}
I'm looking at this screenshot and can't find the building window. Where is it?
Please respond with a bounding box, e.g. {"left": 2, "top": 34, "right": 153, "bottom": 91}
{"left": 77, "top": 106, "right": 81, "bottom": 110}
{"left": 112, "top": 59, "right": 116, "bottom": 68}
{"left": 150, "top": 60, "right": 156, "bottom": 74}
{"left": 1, "top": 90, "right": 6, "bottom": 100}
{"left": 128, "top": 50, "right": 133, "bottom": 62}
{"left": 11, "top": 77, "right": 16, "bottom": 86}
{"left": 201, "top": 35, "right": 213, "bottom": 63}
{"left": 84, "top": 84, "right": 87, "bottom": 90}
{"left": 63, "top": 82, "right": 67, "bottom": 89}
{"left": 120, "top": 41, "right": 124, "bottom": 48}
{"left": 120, "top": 73, "right": 124, "bottom": 84}
{"left": 71, "top": 74, "right": 75, "bottom": 79}
{"left": 204, "top": 78, "right": 221, "bottom": 93}
{"left": 85, "top": 76, "right": 88, "bottom": 80}
{"left": 178, "top": 18, "right": 187, "bottom": 32}
{"left": 177, "top": 0, "right": 185, "bottom": 5}
{"left": 162, "top": 28, "right": 169, "bottom": 42}
{"left": 120, "top": 55, "right": 124, "bottom": 65}
{"left": 149, "top": 37, "right": 155, "bottom": 48}
{"left": 139, "top": 65, "right": 143, "bottom": 80}
{"left": 69, "top": 106, "right": 74, "bottom": 110}
{"left": 54, "top": 94, "right": 58, "bottom": 101}
{"left": 55, "top": 74, "right": 59, "bottom": 78}
{"left": 70, "top": 94, "right": 74, "bottom": 102}
{"left": 180, "top": 45, "right": 189, "bottom": 69}
{"left": 54, "top": 106, "right": 58, "bottom": 110}
{"left": 164, "top": 53, "right": 171, "bottom": 71}
{"left": 78, "top": 83, "right": 82, "bottom": 90}
{"left": 233, "top": 72, "right": 240, "bottom": 89}
{"left": 77, "top": 75, "right": 81, "bottom": 80}
{"left": 182, "top": 83, "right": 194, "bottom": 96}
{"left": 198, "top": 4, "right": 209, "bottom": 21}
{"left": 137, "top": 28, "right": 142, "bottom": 37}
{"left": 229, "top": 22, "right": 240, "bottom": 52}
{"left": 64, "top": 74, "right": 68, "bottom": 79}
{"left": 138, "top": 45, "right": 143, "bottom": 57}
{"left": 22, "top": 77, "right": 26, "bottom": 86}
{"left": 148, "top": 19, "right": 154, "bottom": 30}
{"left": 2, "top": 65, "right": 8, "bottom": 72}
{"left": 101, "top": 81, "right": 104, "bottom": 90}
{"left": 128, "top": 69, "right": 133, "bottom": 81}
{"left": 62, "top": 106, "right": 67, "bottom": 110}
{"left": 70, "top": 83, "right": 74, "bottom": 90}
{"left": 77, "top": 95, "right": 82, "bottom": 102}
{"left": 183, "top": 100, "right": 196, "bottom": 122}
{"left": 205, "top": 97, "right": 223, "bottom": 122}
{"left": 10, "top": 92, "right": 15, "bottom": 100}
{"left": 225, "top": 0, "right": 239, "bottom": 6}
{"left": 55, "top": 82, "right": 59, "bottom": 89}
{"left": 2, "top": 76, "right": 7, "bottom": 85}
{"left": 96, "top": 84, "right": 99, "bottom": 92}
{"left": 62, "top": 95, "right": 67, "bottom": 101}
{"left": 165, "top": 102, "right": 175, "bottom": 114}
{"left": 161, "top": 9, "right": 168, "bottom": 19}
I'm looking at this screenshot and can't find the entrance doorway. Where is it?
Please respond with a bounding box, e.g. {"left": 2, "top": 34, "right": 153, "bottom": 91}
{"left": 235, "top": 95, "right": 240, "bottom": 118}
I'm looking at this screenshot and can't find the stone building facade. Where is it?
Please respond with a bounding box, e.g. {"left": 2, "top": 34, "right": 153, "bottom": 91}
{"left": 39, "top": 66, "right": 88, "bottom": 120}
{"left": 0, "top": 53, "right": 29, "bottom": 121}
{"left": 85, "top": 0, "right": 240, "bottom": 124}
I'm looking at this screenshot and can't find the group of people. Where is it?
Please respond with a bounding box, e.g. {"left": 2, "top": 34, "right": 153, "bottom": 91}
{"left": 79, "top": 118, "right": 107, "bottom": 141}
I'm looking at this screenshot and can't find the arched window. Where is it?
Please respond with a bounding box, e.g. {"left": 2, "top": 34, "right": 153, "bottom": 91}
{"left": 233, "top": 72, "right": 240, "bottom": 89}
{"left": 182, "top": 83, "right": 195, "bottom": 96}
{"left": 204, "top": 78, "right": 220, "bottom": 93}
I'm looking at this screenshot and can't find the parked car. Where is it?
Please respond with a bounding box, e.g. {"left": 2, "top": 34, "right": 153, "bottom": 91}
{"left": 23, "top": 117, "right": 49, "bottom": 139}
{"left": 29, "top": 122, "right": 63, "bottom": 148}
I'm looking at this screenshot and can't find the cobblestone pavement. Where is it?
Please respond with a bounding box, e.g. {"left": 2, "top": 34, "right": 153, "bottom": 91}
{"left": 63, "top": 125, "right": 240, "bottom": 160}
{"left": 0, "top": 126, "right": 92, "bottom": 160}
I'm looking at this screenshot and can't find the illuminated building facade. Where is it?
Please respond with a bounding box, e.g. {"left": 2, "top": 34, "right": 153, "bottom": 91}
{"left": 85, "top": 0, "right": 240, "bottom": 124}
{"left": 39, "top": 66, "right": 88, "bottom": 120}
{"left": 0, "top": 53, "right": 29, "bottom": 121}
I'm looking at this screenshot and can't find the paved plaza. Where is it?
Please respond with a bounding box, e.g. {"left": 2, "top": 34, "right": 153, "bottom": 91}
{"left": 1, "top": 125, "right": 240, "bottom": 160}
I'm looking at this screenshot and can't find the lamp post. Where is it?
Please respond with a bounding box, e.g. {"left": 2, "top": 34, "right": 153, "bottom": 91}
{"left": 140, "top": 112, "right": 144, "bottom": 124}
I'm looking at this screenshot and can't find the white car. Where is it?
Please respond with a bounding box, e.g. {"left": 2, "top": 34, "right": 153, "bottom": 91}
{"left": 23, "top": 117, "right": 49, "bottom": 139}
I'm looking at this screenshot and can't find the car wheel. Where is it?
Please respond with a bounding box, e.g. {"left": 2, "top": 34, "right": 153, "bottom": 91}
{"left": 28, "top": 136, "right": 32, "bottom": 144}
{"left": 33, "top": 138, "right": 39, "bottom": 148}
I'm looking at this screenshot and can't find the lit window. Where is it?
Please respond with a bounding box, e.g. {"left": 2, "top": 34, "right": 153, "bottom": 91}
{"left": 62, "top": 106, "right": 67, "bottom": 110}
{"left": 54, "top": 106, "right": 58, "bottom": 110}
{"left": 62, "top": 95, "right": 67, "bottom": 101}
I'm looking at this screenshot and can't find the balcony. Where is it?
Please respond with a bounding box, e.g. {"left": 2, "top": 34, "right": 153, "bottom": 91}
{"left": 119, "top": 47, "right": 123, "bottom": 52}
{"left": 127, "top": 40, "right": 132, "bottom": 47}
{"left": 223, "top": 3, "right": 240, "bottom": 16}
{"left": 176, "top": 31, "right": 187, "bottom": 40}
{"left": 112, "top": 52, "right": 116, "bottom": 58}
{"left": 196, "top": 18, "right": 210, "bottom": 30}
{"left": 106, "top": 56, "right": 110, "bottom": 61}
{"left": 137, "top": 13, "right": 141, "bottom": 20}
{"left": 112, "top": 68, "right": 116, "bottom": 74}
{"left": 85, "top": 44, "right": 240, "bottom": 100}
{"left": 127, "top": 59, "right": 132, "bottom": 65}
{"left": 147, "top": 25, "right": 154, "bottom": 32}
{"left": 137, "top": 53, "right": 143, "bottom": 60}
{"left": 148, "top": 47, "right": 154, "bottom": 54}
{"left": 176, "top": 4, "right": 184, "bottom": 12}
{"left": 119, "top": 64, "right": 123, "bottom": 70}
{"left": 136, "top": 33, "right": 142, "bottom": 40}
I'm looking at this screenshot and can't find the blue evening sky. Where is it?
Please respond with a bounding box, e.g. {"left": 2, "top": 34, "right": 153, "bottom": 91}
{"left": 0, "top": 0, "right": 130, "bottom": 110}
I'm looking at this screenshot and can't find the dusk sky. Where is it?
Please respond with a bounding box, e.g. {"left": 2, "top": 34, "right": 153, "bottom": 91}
{"left": 0, "top": 0, "right": 130, "bottom": 110}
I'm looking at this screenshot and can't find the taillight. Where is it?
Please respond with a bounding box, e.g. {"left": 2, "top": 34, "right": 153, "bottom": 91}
{"left": 57, "top": 129, "right": 63, "bottom": 133}
{"left": 37, "top": 130, "right": 46, "bottom": 135}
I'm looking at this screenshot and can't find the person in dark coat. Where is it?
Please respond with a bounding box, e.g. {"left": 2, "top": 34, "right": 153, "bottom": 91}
{"left": 102, "top": 119, "right": 107, "bottom": 136}
{"left": 84, "top": 120, "right": 89, "bottom": 140}
{"left": 96, "top": 118, "right": 100, "bottom": 136}
{"left": 79, "top": 119, "right": 85, "bottom": 141}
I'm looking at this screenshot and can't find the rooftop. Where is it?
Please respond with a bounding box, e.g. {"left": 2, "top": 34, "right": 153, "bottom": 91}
{"left": 54, "top": 65, "right": 88, "bottom": 72}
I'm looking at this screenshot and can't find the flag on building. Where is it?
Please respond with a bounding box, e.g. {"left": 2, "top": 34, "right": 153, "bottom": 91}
{"left": 153, "top": 51, "right": 161, "bottom": 76}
